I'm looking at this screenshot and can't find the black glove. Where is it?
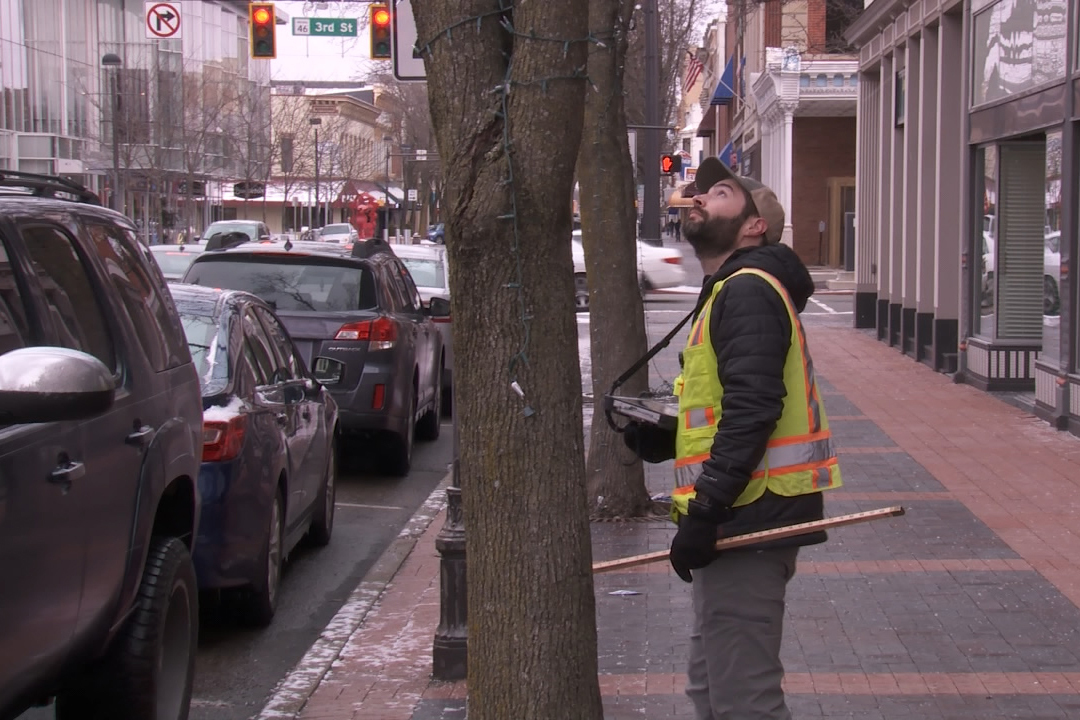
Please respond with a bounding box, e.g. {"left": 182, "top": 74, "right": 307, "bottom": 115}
{"left": 669, "top": 494, "right": 730, "bottom": 583}
{"left": 622, "top": 421, "right": 676, "bottom": 464}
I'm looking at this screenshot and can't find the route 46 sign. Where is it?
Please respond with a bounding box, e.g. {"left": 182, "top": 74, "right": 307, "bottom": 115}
{"left": 145, "top": 1, "right": 181, "bottom": 39}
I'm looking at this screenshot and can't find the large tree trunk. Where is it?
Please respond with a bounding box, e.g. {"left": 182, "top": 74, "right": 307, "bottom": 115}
{"left": 415, "top": 2, "right": 604, "bottom": 718}
{"left": 578, "top": 0, "right": 658, "bottom": 518}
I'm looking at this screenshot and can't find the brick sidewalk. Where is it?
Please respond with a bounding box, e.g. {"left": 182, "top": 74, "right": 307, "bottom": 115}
{"left": 282, "top": 326, "right": 1080, "bottom": 719}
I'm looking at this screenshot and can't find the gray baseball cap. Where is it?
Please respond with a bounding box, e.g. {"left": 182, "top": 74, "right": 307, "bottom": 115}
{"left": 693, "top": 156, "right": 785, "bottom": 245}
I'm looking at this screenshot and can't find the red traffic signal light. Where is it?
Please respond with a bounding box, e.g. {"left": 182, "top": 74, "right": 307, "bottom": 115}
{"left": 661, "top": 154, "right": 682, "bottom": 175}
{"left": 371, "top": 5, "right": 392, "bottom": 60}
{"left": 250, "top": 3, "right": 276, "bottom": 59}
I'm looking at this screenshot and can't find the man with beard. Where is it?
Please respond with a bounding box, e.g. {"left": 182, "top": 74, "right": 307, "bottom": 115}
{"left": 624, "top": 157, "right": 842, "bottom": 719}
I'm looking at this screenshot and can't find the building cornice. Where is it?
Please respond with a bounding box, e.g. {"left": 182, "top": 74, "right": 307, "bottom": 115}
{"left": 844, "top": 0, "right": 915, "bottom": 48}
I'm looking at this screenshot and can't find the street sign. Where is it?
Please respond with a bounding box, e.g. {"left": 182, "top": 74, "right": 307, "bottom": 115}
{"left": 291, "top": 17, "right": 357, "bottom": 37}
{"left": 407, "top": 189, "right": 418, "bottom": 202}
{"left": 145, "top": 1, "right": 181, "bottom": 39}
{"left": 392, "top": 0, "right": 426, "bottom": 82}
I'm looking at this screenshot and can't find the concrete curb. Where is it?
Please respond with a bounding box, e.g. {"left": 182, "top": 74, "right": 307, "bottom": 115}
{"left": 253, "top": 472, "right": 452, "bottom": 720}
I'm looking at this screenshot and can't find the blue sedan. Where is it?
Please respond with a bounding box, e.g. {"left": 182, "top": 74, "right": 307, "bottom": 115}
{"left": 170, "top": 283, "right": 341, "bottom": 627}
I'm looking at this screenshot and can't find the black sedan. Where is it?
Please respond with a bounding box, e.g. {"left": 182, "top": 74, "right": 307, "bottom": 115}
{"left": 170, "top": 283, "right": 340, "bottom": 627}
{"left": 181, "top": 241, "right": 447, "bottom": 476}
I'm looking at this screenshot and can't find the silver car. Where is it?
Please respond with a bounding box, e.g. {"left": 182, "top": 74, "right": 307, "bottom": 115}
{"left": 393, "top": 244, "right": 452, "bottom": 413}
{"left": 317, "top": 223, "right": 360, "bottom": 245}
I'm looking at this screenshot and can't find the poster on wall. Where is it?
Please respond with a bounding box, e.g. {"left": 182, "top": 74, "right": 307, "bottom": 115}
{"left": 972, "top": 0, "right": 1067, "bottom": 106}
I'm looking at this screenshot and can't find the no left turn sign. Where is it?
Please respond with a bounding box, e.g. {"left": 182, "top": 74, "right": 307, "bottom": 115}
{"left": 145, "top": 1, "right": 182, "bottom": 39}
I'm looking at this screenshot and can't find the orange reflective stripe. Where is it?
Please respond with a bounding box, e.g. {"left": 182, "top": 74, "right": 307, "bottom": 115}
{"left": 674, "top": 452, "right": 711, "bottom": 468}
{"left": 672, "top": 484, "right": 696, "bottom": 497}
{"left": 765, "top": 429, "right": 832, "bottom": 448}
{"left": 690, "top": 316, "right": 707, "bottom": 346}
{"left": 751, "top": 456, "right": 838, "bottom": 480}
{"left": 704, "top": 406, "right": 715, "bottom": 426}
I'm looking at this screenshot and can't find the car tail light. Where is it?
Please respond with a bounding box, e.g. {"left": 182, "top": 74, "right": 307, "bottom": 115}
{"left": 334, "top": 317, "right": 397, "bottom": 349}
{"left": 663, "top": 256, "right": 682, "bottom": 265}
{"left": 372, "top": 383, "right": 386, "bottom": 410}
{"left": 203, "top": 415, "right": 248, "bottom": 462}
{"left": 432, "top": 315, "right": 452, "bottom": 324}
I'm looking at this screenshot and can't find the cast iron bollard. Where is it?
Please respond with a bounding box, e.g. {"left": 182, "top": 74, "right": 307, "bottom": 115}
{"left": 433, "top": 403, "right": 467, "bottom": 680}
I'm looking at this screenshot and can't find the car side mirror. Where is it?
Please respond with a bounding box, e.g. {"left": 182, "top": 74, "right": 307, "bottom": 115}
{"left": 0, "top": 347, "right": 115, "bottom": 424}
{"left": 427, "top": 297, "right": 451, "bottom": 318}
{"left": 313, "top": 357, "right": 346, "bottom": 387}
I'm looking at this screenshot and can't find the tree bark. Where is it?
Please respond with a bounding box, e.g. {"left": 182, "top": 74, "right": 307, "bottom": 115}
{"left": 415, "top": 2, "right": 604, "bottom": 718}
{"left": 578, "top": 0, "right": 659, "bottom": 519}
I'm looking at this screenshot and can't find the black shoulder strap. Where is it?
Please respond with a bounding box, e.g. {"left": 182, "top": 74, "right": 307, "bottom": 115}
{"left": 604, "top": 287, "right": 713, "bottom": 432}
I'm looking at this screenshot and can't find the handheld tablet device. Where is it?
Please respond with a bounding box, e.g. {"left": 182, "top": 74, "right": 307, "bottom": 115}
{"left": 603, "top": 395, "right": 678, "bottom": 433}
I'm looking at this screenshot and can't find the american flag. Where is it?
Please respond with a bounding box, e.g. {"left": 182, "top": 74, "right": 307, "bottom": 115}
{"left": 683, "top": 50, "right": 704, "bottom": 94}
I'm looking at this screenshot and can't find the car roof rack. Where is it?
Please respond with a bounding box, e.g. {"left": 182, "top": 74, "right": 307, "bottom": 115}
{"left": 0, "top": 170, "right": 101, "bottom": 205}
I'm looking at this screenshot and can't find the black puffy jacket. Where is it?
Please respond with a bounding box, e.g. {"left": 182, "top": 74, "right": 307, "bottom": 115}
{"left": 627, "top": 245, "right": 830, "bottom": 548}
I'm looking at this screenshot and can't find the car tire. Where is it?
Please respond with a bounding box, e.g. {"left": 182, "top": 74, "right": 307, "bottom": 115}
{"left": 575, "top": 273, "right": 590, "bottom": 313}
{"left": 240, "top": 489, "right": 285, "bottom": 628}
{"left": 417, "top": 364, "right": 442, "bottom": 442}
{"left": 55, "top": 537, "right": 198, "bottom": 720}
{"left": 383, "top": 391, "right": 415, "bottom": 477}
{"left": 308, "top": 436, "right": 336, "bottom": 547}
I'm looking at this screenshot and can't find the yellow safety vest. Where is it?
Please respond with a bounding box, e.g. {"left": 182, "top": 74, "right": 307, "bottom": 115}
{"left": 670, "top": 268, "right": 841, "bottom": 520}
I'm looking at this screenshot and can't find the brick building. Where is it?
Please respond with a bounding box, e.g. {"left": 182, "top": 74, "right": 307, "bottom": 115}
{"left": 698, "top": 0, "right": 862, "bottom": 267}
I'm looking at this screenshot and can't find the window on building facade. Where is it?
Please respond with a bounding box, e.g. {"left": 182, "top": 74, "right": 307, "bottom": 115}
{"left": 975, "top": 144, "right": 997, "bottom": 336}
{"left": 894, "top": 69, "right": 905, "bottom": 127}
{"left": 996, "top": 142, "right": 1047, "bottom": 342}
{"left": 281, "top": 136, "right": 294, "bottom": 173}
{"left": 972, "top": 0, "right": 1068, "bottom": 107}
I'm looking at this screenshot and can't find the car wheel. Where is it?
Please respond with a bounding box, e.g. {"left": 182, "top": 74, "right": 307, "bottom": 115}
{"left": 1045, "top": 276, "right": 1060, "bottom": 316}
{"left": 382, "top": 391, "right": 415, "bottom": 476}
{"left": 56, "top": 538, "right": 198, "bottom": 720}
{"left": 417, "top": 363, "right": 443, "bottom": 442}
{"left": 241, "top": 489, "right": 284, "bottom": 628}
{"left": 575, "top": 273, "right": 590, "bottom": 313}
{"left": 308, "top": 435, "right": 336, "bottom": 547}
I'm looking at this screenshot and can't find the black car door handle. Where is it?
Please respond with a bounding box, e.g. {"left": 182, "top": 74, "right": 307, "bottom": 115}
{"left": 301, "top": 408, "right": 311, "bottom": 421}
{"left": 49, "top": 460, "right": 86, "bottom": 486}
{"left": 126, "top": 425, "right": 154, "bottom": 446}
{"left": 275, "top": 412, "right": 289, "bottom": 426}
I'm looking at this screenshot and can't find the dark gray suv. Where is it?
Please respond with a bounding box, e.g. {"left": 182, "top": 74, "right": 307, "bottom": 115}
{"left": 0, "top": 173, "right": 203, "bottom": 719}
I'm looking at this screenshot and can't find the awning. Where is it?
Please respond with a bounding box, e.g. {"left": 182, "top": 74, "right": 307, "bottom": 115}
{"left": 710, "top": 57, "right": 736, "bottom": 106}
{"left": 696, "top": 104, "right": 717, "bottom": 137}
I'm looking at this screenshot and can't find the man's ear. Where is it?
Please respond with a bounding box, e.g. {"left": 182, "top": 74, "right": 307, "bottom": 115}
{"left": 743, "top": 216, "right": 770, "bottom": 242}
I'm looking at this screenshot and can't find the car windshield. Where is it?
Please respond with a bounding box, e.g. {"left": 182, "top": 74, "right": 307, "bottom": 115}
{"left": 151, "top": 249, "right": 200, "bottom": 276}
{"left": 400, "top": 257, "right": 446, "bottom": 289}
{"left": 321, "top": 224, "right": 352, "bottom": 235}
{"left": 185, "top": 256, "right": 377, "bottom": 312}
{"left": 205, "top": 222, "right": 259, "bottom": 241}
{"left": 178, "top": 311, "right": 228, "bottom": 394}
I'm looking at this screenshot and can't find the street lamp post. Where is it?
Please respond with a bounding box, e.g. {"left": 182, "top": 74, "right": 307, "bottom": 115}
{"left": 383, "top": 135, "right": 393, "bottom": 242}
{"left": 310, "top": 117, "right": 322, "bottom": 228}
{"left": 102, "top": 53, "right": 123, "bottom": 213}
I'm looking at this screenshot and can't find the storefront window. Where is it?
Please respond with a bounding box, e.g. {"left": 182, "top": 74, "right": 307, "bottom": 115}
{"left": 975, "top": 145, "right": 997, "bottom": 337}
{"left": 997, "top": 142, "right": 1047, "bottom": 342}
{"left": 972, "top": 0, "right": 1068, "bottom": 107}
{"left": 1042, "top": 130, "right": 1062, "bottom": 366}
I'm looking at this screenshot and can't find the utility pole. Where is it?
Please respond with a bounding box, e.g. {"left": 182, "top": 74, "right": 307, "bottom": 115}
{"left": 641, "top": 0, "right": 661, "bottom": 246}
{"left": 310, "top": 117, "right": 322, "bottom": 228}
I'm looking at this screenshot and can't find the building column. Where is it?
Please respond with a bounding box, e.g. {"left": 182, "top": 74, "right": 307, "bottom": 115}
{"left": 915, "top": 29, "right": 938, "bottom": 365}
{"left": 781, "top": 106, "right": 795, "bottom": 246}
{"left": 900, "top": 37, "right": 921, "bottom": 356}
{"left": 934, "top": 13, "right": 963, "bottom": 374}
{"left": 876, "top": 54, "right": 895, "bottom": 342}
{"left": 854, "top": 66, "right": 881, "bottom": 329}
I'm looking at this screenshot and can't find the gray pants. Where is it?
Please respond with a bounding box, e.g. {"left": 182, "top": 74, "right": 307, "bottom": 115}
{"left": 686, "top": 547, "right": 799, "bottom": 720}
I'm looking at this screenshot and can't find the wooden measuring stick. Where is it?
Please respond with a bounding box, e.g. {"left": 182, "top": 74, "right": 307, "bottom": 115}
{"left": 592, "top": 505, "right": 906, "bottom": 574}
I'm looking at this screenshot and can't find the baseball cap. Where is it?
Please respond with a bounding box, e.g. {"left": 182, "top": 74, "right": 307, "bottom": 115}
{"left": 693, "top": 156, "right": 785, "bottom": 245}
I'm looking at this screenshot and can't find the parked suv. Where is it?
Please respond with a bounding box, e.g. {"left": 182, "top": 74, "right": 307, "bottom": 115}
{"left": 0, "top": 172, "right": 203, "bottom": 719}
{"left": 182, "top": 239, "right": 447, "bottom": 475}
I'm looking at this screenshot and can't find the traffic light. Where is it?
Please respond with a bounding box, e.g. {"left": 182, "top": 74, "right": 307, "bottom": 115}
{"left": 661, "top": 154, "right": 682, "bottom": 175}
{"left": 250, "top": 3, "right": 276, "bottom": 59}
{"left": 371, "top": 5, "right": 392, "bottom": 59}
